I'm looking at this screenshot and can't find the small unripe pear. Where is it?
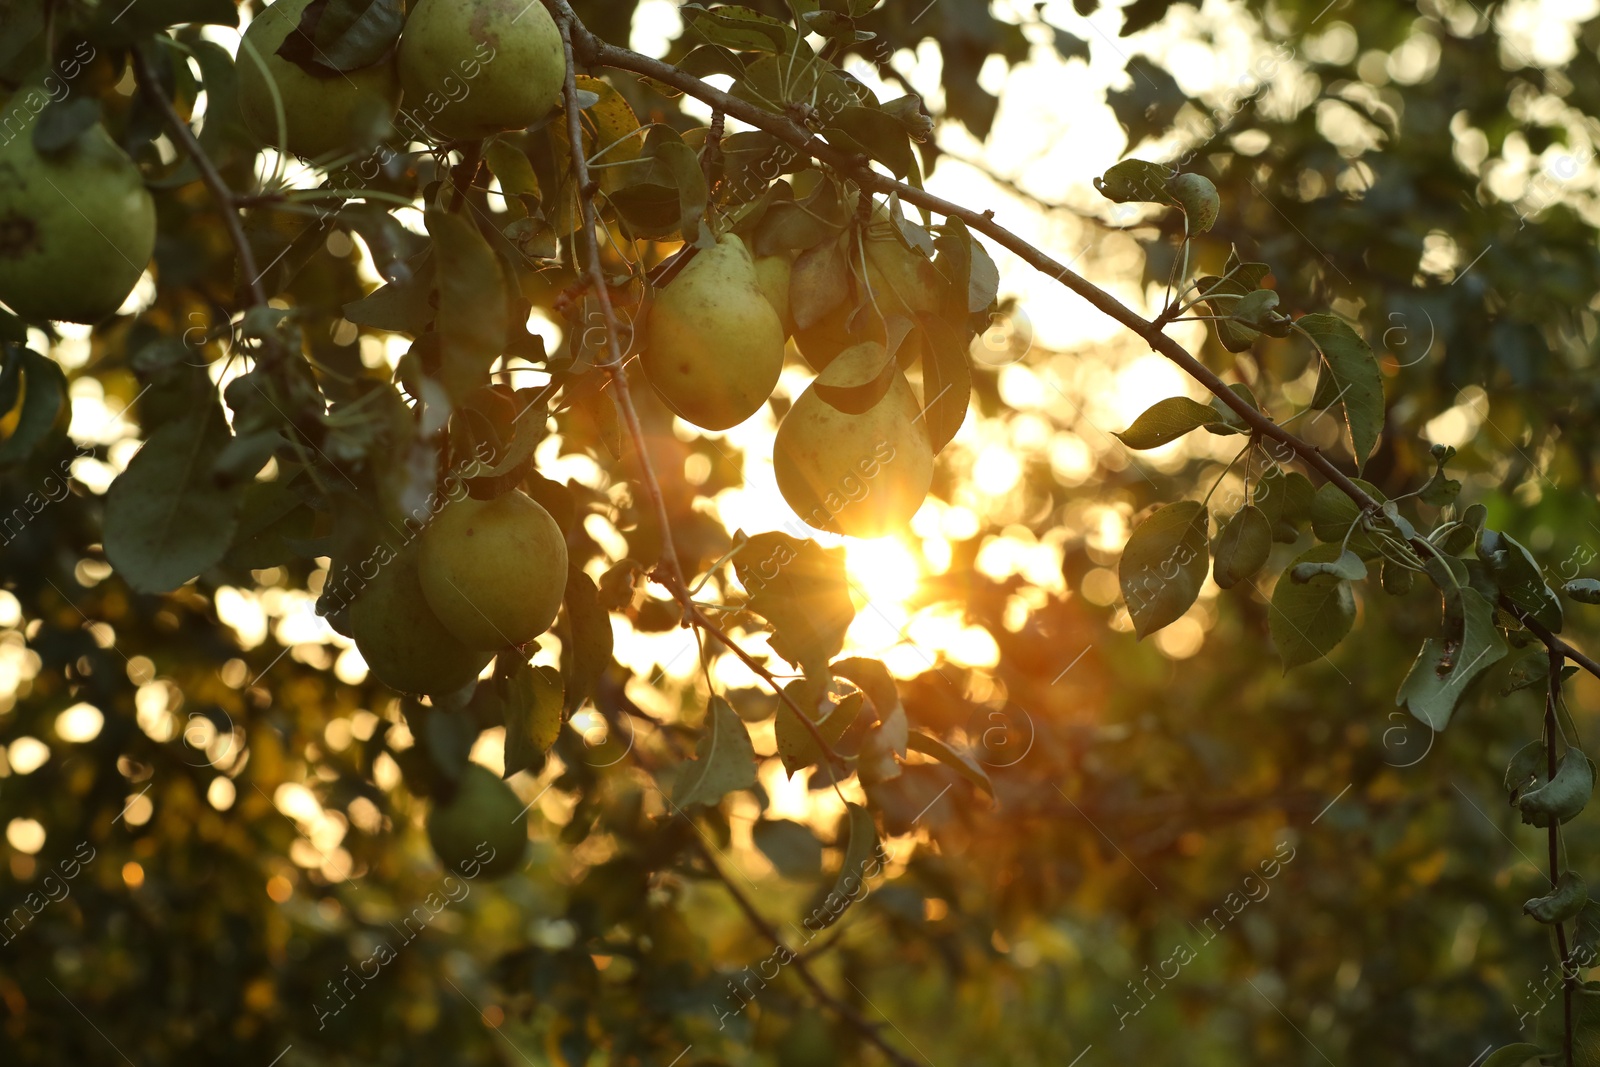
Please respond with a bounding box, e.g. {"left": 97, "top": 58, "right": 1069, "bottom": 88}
{"left": 0, "top": 119, "right": 154, "bottom": 323}
{"left": 348, "top": 544, "right": 492, "bottom": 694}
{"left": 397, "top": 0, "right": 565, "bottom": 140}
{"left": 644, "top": 233, "right": 785, "bottom": 430}
{"left": 418, "top": 489, "right": 568, "bottom": 650}
{"left": 237, "top": 0, "right": 400, "bottom": 159}
{"left": 773, "top": 342, "right": 934, "bottom": 538}
{"left": 426, "top": 764, "right": 528, "bottom": 878}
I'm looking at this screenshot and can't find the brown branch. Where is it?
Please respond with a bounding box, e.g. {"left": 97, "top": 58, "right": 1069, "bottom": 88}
{"left": 560, "top": 17, "right": 1600, "bottom": 686}
{"left": 549, "top": 7, "right": 689, "bottom": 604}
{"left": 687, "top": 835, "right": 923, "bottom": 1067}
{"left": 1549, "top": 648, "right": 1575, "bottom": 1067}
{"left": 131, "top": 45, "right": 267, "bottom": 309}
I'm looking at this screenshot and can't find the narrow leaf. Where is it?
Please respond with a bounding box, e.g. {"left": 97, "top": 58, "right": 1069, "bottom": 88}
{"left": 1119, "top": 500, "right": 1209, "bottom": 638}
{"left": 1114, "top": 396, "right": 1218, "bottom": 450}
{"left": 1297, "top": 313, "right": 1385, "bottom": 470}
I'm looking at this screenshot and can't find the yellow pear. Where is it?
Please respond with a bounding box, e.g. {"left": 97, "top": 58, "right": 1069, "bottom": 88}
{"left": 773, "top": 342, "right": 934, "bottom": 538}
{"left": 426, "top": 763, "right": 528, "bottom": 878}
{"left": 237, "top": 0, "right": 400, "bottom": 159}
{"left": 348, "top": 543, "right": 492, "bottom": 694}
{"left": 753, "top": 252, "right": 794, "bottom": 337}
{"left": 418, "top": 489, "right": 567, "bottom": 650}
{"left": 397, "top": 0, "right": 564, "bottom": 140}
{"left": 0, "top": 119, "right": 154, "bottom": 323}
{"left": 643, "top": 233, "right": 785, "bottom": 430}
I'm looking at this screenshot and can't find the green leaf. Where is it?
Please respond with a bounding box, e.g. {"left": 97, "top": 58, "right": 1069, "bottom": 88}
{"left": 1093, "top": 159, "right": 1174, "bottom": 205}
{"left": 829, "top": 106, "right": 916, "bottom": 180}
{"left": 673, "top": 697, "right": 760, "bottom": 808}
{"left": 683, "top": 3, "right": 797, "bottom": 52}
{"left": 807, "top": 803, "right": 880, "bottom": 932}
{"left": 104, "top": 400, "right": 244, "bottom": 594}
{"left": 427, "top": 211, "right": 509, "bottom": 403}
{"left": 1526, "top": 871, "right": 1588, "bottom": 925}
{"left": 1212, "top": 505, "right": 1271, "bottom": 590}
{"left": 1395, "top": 588, "right": 1507, "bottom": 731}
{"left": 1310, "top": 478, "right": 1391, "bottom": 559}
{"left": 1270, "top": 543, "right": 1357, "bottom": 670}
{"left": 559, "top": 565, "right": 613, "bottom": 713}
{"left": 312, "top": 0, "right": 403, "bottom": 72}
{"left": 1521, "top": 749, "right": 1594, "bottom": 826}
{"left": 831, "top": 657, "right": 902, "bottom": 741}
{"left": 653, "top": 139, "right": 709, "bottom": 242}
{"left": 775, "top": 685, "right": 860, "bottom": 776}
{"left": 907, "top": 730, "right": 993, "bottom": 795}
{"left": 32, "top": 97, "right": 100, "bottom": 157}
{"left": 0, "top": 349, "right": 68, "bottom": 466}
{"left": 1296, "top": 313, "right": 1385, "bottom": 470}
{"left": 1567, "top": 578, "right": 1600, "bottom": 604}
{"left": 916, "top": 315, "right": 972, "bottom": 454}
{"left": 1291, "top": 548, "right": 1367, "bottom": 584}
{"left": 1119, "top": 501, "right": 1209, "bottom": 638}
{"left": 1114, "top": 396, "right": 1218, "bottom": 450}
{"left": 752, "top": 818, "right": 823, "bottom": 880}
{"left": 1506, "top": 740, "right": 1546, "bottom": 801}
{"left": 734, "top": 532, "right": 855, "bottom": 679}
{"left": 1196, "top": 263, "right": 1270, "bottom": 352}
{"left": 1480, "top": 1044, "right": 1545, "bottom": 1067}
{"left": 1479, "top": 528, "right": 1563, "bottom": 633}
{"left": 500, "top": 660, "right": 564, "bottom": 778}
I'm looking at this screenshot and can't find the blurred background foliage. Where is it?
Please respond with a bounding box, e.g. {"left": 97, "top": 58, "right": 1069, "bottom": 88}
{"left": 4, "top": 0, "right": 1600, "bottom": 1063}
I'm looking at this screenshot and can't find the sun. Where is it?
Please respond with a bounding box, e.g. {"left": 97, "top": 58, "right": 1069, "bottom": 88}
{"left": 844, "top": 536, "right": 925, "bottom": 616}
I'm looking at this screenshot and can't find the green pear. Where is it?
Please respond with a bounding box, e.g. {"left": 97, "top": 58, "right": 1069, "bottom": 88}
{"left": 237, "top": 0, "right": 401, "bottom": 160}
{"left": 773, "top": 341, "right": 934, "bottom": 538}
{"left": 753, "top": 251, "right": 794, "bottom": 337}
{"left": 0, "top": 120, "right": 154, "bottom": 323}
{"left": 792, "top": 230, "right": 940, "bottom": 371}
{"left": 418, "top": 489, "right": 568, "bottom": 650}
{"left": 643, "top": 233, "right": 785, "bottom": 431}
{"left": 397, "top": 0, "right": 565, "bottom": 140}
{"left": 426, "top": 763, "right": 528, "bottom": 878}
{"left": 348, "top": 543, "right": 492, "bottom": 694}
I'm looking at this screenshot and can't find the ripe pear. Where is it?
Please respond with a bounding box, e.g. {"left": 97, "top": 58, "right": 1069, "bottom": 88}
{"left": 418, "top": 489, "right": 568, "bottom": 650}
{"left": 753, "top": 252, "right": 794, "bottom": 337}
{"left": 348, "top": 543, "right": 492, "bottom": 695}
{"left": 773, "top": 342, "right": 934, "bottom": 538}
{"left": 0, "top": 120, "right": 154, "bottom": 323}
{"left": 397, "top": 0, "right": 565, "bottom": 140}
{"left": 792, "top": 231, "right": 940, "bottom": 371}
{"left": 426, "top": 763, "right": 528, "bottom": 878}
{"left": 643, "top": 233, "right": 785, "bottom": 431}
{"left": 237, "top": 0, "right": 400, "bottom": 160}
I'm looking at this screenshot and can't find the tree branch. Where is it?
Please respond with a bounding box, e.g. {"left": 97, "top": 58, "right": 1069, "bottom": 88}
{"left": 558, "top": 14, "right": 1600, "bottom": 686}
{"left": 688, "top": 835, "right": 923, "bottom": 1067}
{"left": 131, "top": 46, "right": 267, "bottom": 309}
{"left": 1549, "top": 647, "right": 1575, "bottom": 1067}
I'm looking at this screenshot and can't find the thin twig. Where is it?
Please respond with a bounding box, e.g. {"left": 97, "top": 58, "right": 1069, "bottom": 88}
{"left": 449, "top": 140, "right": 485, "bottom": 214}
{"left": 688, "top": 835, "right": 923, "bottom": 1067}
{"left": 130, "top": 46, "right": 267, "bottom": 309}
